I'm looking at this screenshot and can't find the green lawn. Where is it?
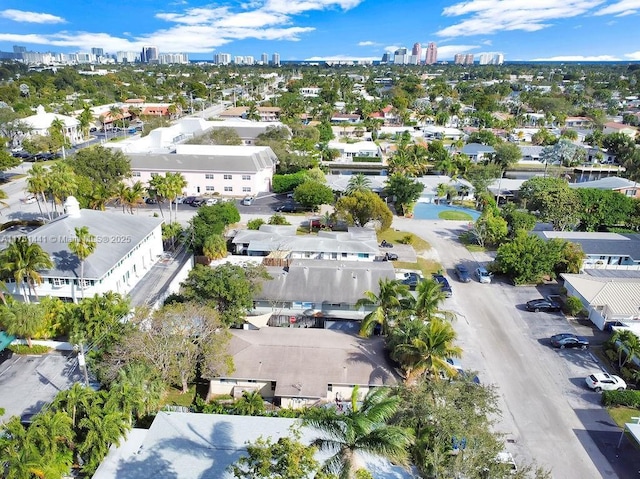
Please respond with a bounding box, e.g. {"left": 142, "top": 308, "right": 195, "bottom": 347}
{"left": 377, "top": 230, "right": 431, "bottom": 253}
{"left": 394, "top": 258, "right": 441, "bottom": 277}
{"left": 609, "top": 406, "right": 640, "bottom": 428}
{"left": 161, "top": 385, "right": 197, "bottom": 408}
{"left": 439, "top": 210, "right": 473, "bottom": 221}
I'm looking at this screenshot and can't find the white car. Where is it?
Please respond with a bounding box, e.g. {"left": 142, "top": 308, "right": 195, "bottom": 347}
{"left": 203, "top": 198, "right": 218, "bottom": 206}
{"left": 22, "top": 195, "right": 37, "bottom": 204}
{"left": 585, "top": 373, "right": 626, "bottom": 392}
{"left": 475, "top": 267, "right": 492, "bottom": 284}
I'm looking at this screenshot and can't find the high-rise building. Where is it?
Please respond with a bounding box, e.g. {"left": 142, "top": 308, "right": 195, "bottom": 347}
{"left": 12, "top": 45, "right": 26, "bottom": 54}
{"left": 91, "top": 47, "right": 104, "bottom": 57}
{"left": 393, "top": 47, "right": 408, "bottom": 65}
{"left": 479, "top": 53, "right": 492, "bottom": 65}
{"left": 425, "top": 42, "right": 437, "bottom": 65}
{"left": 261, "top": 53, "right": 268, "bottom": 64}
{"left": 141, "top": 46, "right": 159, "bottom": 63}
{"left": 464, "top": 54, "right": 474, "bottom": 65}
{"left": 117, "top": 51, "right": 137, "bottom": 63}
{"left": 381, "top": 52, "right": 391, "bottom": 63}
{"left": 494, "top": 53, "right": 504, "bottom": 65}
{"left": 412, "top": 43, "right": 422, "bottom": 64}
{"left": 214, "top": 53, "right": 231, "bottom": 65}
{"left": 159, "top": 53, "right": 189, "bottom": 64}
{"left": 454, "top": 53, "right": 465, "bottom": 65}
{"left": 271, "top": 52, "right": 280, "bottom": 66}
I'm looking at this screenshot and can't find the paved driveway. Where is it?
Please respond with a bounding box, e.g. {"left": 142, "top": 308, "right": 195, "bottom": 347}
{"left": 392, "top": 218, "right": 628, "bottom": 479}
{"left": 0, "top": 351, "right": 83, "bottom": 424}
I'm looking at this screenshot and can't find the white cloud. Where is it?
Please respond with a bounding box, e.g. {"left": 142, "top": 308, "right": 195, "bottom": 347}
{"left": 384, "top": 45, "right": 402, "bottom": 53}
{"left": 358, "top": 41, "right": 378, "bottom": 46}
{"left": 437, "top": 0, "right": 604, "bottom": 37}
{"left": 0, "top": 0, "right": 363, "bottom": 53}
{"left": 594, "top": 0, "right": 640, "bottom": 15}
{"left": 531, "top": 54, "right": 621, "bottom": 61}
{"left": 305, "top": 54, "right": 378, "bottom": 61}
{"left": 624, "top": 50, "right": 640, "bottom": 60}
{"left": 0, "top": 9, "right": 65, "bottom": 24}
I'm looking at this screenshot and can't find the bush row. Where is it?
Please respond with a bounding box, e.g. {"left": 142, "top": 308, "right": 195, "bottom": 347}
{"left": 602, "top": 389, "right": 640, "bottom": 408}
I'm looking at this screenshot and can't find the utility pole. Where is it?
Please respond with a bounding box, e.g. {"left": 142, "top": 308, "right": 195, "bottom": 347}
{"left": 77, "top": 343, "right": 90, "bottom": 387}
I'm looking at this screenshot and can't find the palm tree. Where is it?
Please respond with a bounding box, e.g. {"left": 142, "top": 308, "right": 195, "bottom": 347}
{"left": 68, "top": 226, "right": 97, "bottom": 300}
{"left": 612, "top": 330, "right": 640, "bottom": 369}
{"left": 147, "top": 174, "right": 168, "bottom": 218}
{"left": 49, "top": 117, "right": 69, "bottom": 160}
{"left": 52, "top": 382, "right": 95, "bottom": 428}
{"left": 356, "top": 279, "right": 412, "bottom": 337}
{"left": 78, "top": 105, "right": 93, "bottom": 139}
{"left": 165, "top": 172, "right": 187, "bottom": 222}
{"left": 0, "top": 416, "right": 43, "bottom": 479}
{"left": 109, "top": 105, "right": 123, "bottom": 133}
{"left": 202, "top": 234, "right": 227, "bottom": 261}
{"left": 345, "top": 174, "right": 372, "bottom": 195}
{"left": 47, "top": 162, "right": 78, "bottom": 212}
{"left": 78, "top": 407, "right": 131, "bottom": 474}
{"left": 232, "top": 390, "right": 266, "bottom": 416}
{"left": 391, "top": 318, "right": 462, "bottom": 383}
{"left": 0, "top": 302, "right": 46, "bottom": 348}
{"left": 124, "top": 181, "right": 145, "bottom": 214}
{"left": 303, "top": 386, "right": 414, "bottom": 479}
{"left": 0, "top": 236, "right": 53, "bottom": 302}
{"left": 26, "top": 164, "right": 52, "bottom": 220}
{"left": 414, "top": 278, "right": 454, "bottom": 322}
{"left": 29, "top": 410, "right": 73, "bottom": 461}
{"left": 106, "top": 363, "right": 163, "bottom": 422}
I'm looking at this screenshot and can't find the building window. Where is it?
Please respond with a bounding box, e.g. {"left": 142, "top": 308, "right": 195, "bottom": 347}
{"left": 342, "top": 253, "right": 347, "bottom": 258}
{"left": 224, "top": 186, "right": 233, "bottom": 192}
{"left": 625, "top": 189, "right": 636, "bottom": 197}
{"left": 242, "top": 187, "right": 251, "bottom": 193}
{"left": 242, "top": 175, "right": 251, "bottom": 181}
{"left": 132, "top": 171, "right": 141, "bottom": 177}
{"left": 50, "top": 278, "right": 67, "bottom": 287}
{"left": 205, "top": 186, "right": 215, "bottom": 192}
{"left": 224, "top": 174, "right": 232, "bottom": 180}
{"left": 150, "top": 172, "right": 159, "bottom": 177}
{"left": 205, "top": 173, "right": 214, "bottom": 180}
{"left": 358, "top": 253, "right": 369, "bottom": 259}
{"left": 331, "top": 253, "right": 338, "bottom": 259}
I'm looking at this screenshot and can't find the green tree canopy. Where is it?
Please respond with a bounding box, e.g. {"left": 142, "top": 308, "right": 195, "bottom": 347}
{"left": 334, "top": 190, "right": 392, "bottom": 231}
{"left": 68, "top": 146, "right": 131, "bottom": 190}
{"left": 293, "top": 181, "right": 334, "bottom": 211}
{"left": 519, "top": 177, "right": 581, "bottom": 231}
{"left": 385, "top": 174, "right": 424, "bottom": 216}
{"left": 186, "top": 202, "right": 240, "bottom": 254}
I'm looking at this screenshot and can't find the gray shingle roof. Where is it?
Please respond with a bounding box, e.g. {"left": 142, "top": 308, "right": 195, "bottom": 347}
{"left": 25, "top": 210, "right": 162, "bottom": 280}
{"left": 128, "top": 146, "right": 277, "bottom": 174}
{"left": 226, "top": 328, "right": 399, "bottom": 397}
{"left": 93, "top": 412, "right": 413, "bottom": 479}
{"left": 461, "top": 143, "right": 496, "bottom": 155}
{"left": 569, "top": 177, "right": 640, "bottom": 190}
{"left": 533, "top": 231, "right": 640, "bottom": 259}
{"left": 257, "top": 259, "right": 396, "bottom": 304}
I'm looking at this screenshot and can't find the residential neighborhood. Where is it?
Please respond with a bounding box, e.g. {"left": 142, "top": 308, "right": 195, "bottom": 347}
{"left": 0, "top": 57, "right": 640, "bottom": 479}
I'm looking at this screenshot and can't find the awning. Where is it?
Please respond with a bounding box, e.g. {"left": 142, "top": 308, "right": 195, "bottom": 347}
{"left": 617, "top": 420, "right": 640, "bottom": 449}
{"left": 0, "top": 331, "right": 15, "bottom": 351}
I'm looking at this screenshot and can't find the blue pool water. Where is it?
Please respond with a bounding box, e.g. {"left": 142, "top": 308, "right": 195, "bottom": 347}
{"left": 413, "top": 203, "right": 481, "bottom": 221}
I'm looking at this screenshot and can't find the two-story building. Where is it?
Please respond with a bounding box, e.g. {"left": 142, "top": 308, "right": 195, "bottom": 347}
{"left": 5, "top": 197, "right": 164, "bottom": 303}
{"left": 325, "top": 141, "right": 382, "bottom": 162}
{"left": 20, "top": 105, "right": 83, "bottom": 146}
{"left": 128, "top": 144, "right": 277, "bottom": 197}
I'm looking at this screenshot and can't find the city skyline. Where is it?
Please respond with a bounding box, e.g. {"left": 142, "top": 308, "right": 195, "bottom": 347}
{"left": 0, "top": 1, "right": 639, "bottom": 62}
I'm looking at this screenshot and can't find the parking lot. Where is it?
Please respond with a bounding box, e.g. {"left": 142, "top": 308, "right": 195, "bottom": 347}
{"left": 0, "top": 351, "right": 83, "bottom": 423}
{"left": 392, "top": 217, "right": 636, "bottom": 479}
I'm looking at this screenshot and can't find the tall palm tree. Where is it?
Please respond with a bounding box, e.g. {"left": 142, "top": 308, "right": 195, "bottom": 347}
{"left": 0, "top": 236, "right": 53, "bottom": 303}
{"left": 124, "top": 181, "right": 145, "bottom": 214}
{"left": 47, "top": 162, "right": 78, "bottom": 213}
{"left": 68, "top": 226, "right": 97, "bottom": 300}
{"left": 303, "top": 386, "right": 414, "bottom": 479}
{"left": 345, "top": 174, "right": 372, "bottom": 195}
{"left": 165, "top": 172, "right": 187, "bottom": 222}
{"left": 78, "top": 407, "right": 130, "bottom": 474}
{"left": 29, "top": 410, "right": 73, "bottom": 462}
{"left": 26, "top": 164, "right": 52, "bottom": 220}
{"left": 612, "top": 330, "right": 640, "bottom": 369}
{"left": 356, "top": 278, "right": 412, "bottom": 337}
{"left": 49, "top": 117, "right": 69, "bottom": 160}
{"left": 109, "top": 105, "right": 123, "bottom": 133}
{"left": 391, "top": 318, "right": 462, "bottom": 383}
{"left": 0, "top": 416, "right": 44, "bottom": 479}
{"left": 78, "top": 105, "right": 93, "bottom": 139}
{"left": 414, "top": 278, "right": 454, "bottom": 322}
{"left": 51, "top": 382, "right": 95, "bottom": 428}
{"left": 147, "top": 174, "right": 168, "bottom": 218}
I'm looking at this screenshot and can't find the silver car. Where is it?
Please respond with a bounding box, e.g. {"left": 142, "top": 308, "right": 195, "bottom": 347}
{"left": 475, "top": 267, "right": 492, "bottom": 283}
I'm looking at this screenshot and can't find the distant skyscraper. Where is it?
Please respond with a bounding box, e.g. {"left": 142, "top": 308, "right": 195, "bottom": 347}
{"left": 117, "top": 51, "right": 137, "bottom": 63}
{"left": 454, "top": 53, "right": 464, "bottom": 65}
{"left": 381, "top": 52, "right": 391, "bottom": 63}
{"left": 479, "top": 53, "right": 492, "bottom": 65}
{"left": 425, "top": 42, "right": 437, "bottom": 65}
{"left": 12, "top": 45, "right": 26, "bottom": 54}
{"left": 141, "top": 46, "right": 159, "bottom": 63}
{"left": 261, "top": 53, "right": 268, "bottom": 64}
{"left": 91, "top": 47, "right": 104, "bottom": 57}
{"left": 214, "top": 53, "right": 231, "bottom": 65}
{"left": 494, "top": 53, "right": 504, "bottom": 65}
{"left": 412, "top": 43, "right": 422, "bottom": 64}
{"left": 393, "top": 47, "right": 408, "bottom": 65}
{"left": 272, "top": 52, "right": 280, "bottom": 66}
{"left": 464, "top": 54, "right": 474, "bottom": 65}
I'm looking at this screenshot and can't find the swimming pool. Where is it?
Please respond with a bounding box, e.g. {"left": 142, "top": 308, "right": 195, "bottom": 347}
{"left": 412, "top": 203, "right": 481, "bottom": 220}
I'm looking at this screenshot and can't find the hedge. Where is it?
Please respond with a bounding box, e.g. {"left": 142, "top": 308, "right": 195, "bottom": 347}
{"left": 9, "top": 344, "right": 52, "bottom": 355}
{"left": 602, "top": 390, "right": 640, "bottom": 408}
{"left": 352, "top": 156, "right": 382, "bottom": 163}
{"left": 272, "top": 172, "right": 309, "bottom": 193}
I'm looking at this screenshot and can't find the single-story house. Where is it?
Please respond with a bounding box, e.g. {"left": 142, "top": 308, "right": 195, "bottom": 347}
{"left": 324, "top": 174, "right": 388, "bottom": 193}
{"left": 325, "top": 141, "right": 382, "bottom": 162}
{"left": 4, "top": 197, "right": 164, "bottom": 303}
{"left": 569, "top": 177, "right": 640, "bottom": 199}
{"left": 460, "top": 143, "right": 496, "bottom": 162}
{"left": 253, "top": 258, "right": 396, "bottom": 321}
{"left": 331, "top": 125, "right": 372, "bottom": 141}
{"left": 209, "top": 328, "right": 400, "bottom": 407}
{"left": 533, "top": 231, "right": 640, "bottom": 271}
{"left": 565, "top": 117, "right": 592, "bottom": 128}
{"left": 128, "top": 144, "right": 277, "bottom": 197}
{"left": 219, "top": 106, "right": 281, "bottom": 122}
{"left": 92, "top": 412, "right": 413, "bottom": 478}
{"left": 331, "top": 113, "right": 362, "bottom": 124}
{"left": 20, "top": 105, "right": 83, "bottom": 146}
{"left": 415, "top": 175, "right": 474, "bottom": 203}
{"left": 561, "top": 273, "right": 640, "bottom": 330}
{"left": 205, "top": 120, "right": 290, "bottom": 145}
{"left": 586, "top": 147, "right": 617, "bottom": 164}
{"left": 603, "top": 122, "right": 637, "bottom": 138}
{"left": 422, "top": 126, "right": 464, "bottom": 140}
{"left": 518, "top": 145, "right": 544, "bottom": 163}
{"left": 299, "top": 86, "right": 322, "bottom": 97}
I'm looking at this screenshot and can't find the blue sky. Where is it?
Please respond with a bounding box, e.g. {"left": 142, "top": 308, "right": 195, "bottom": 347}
{"left": 0, "top": 0, "right": 639, "bottom": 62}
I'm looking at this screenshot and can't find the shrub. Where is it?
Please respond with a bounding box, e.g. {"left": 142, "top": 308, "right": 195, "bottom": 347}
{"left": 247, "top": 218, "right": 265, "bottom": 230}
{"left": 601, "top": 390, "right": 640, "bottom": 408}
{"left": 565, "top": 296, "right": 585, "bottom": 316}
{"left": 272, "top": 171, "right": 309, "bottom": 193}
{"left": 8, "top": 344, "right": 51, "bottom": 355}
{"left": 268, "top": 214, "right": 290, "bottom": 225}
{"left": 398, "top": 234, "right": 414, "bottom": 245}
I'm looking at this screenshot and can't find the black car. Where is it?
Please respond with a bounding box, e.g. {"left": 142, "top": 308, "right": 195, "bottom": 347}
{"left": 276, "top": 203, "right": 298, "bottom": 213}
{"left": 432, "top": 274, "right": 453, "bottom": 297}
{"left": 182, "top": 196, "right": 196, "bottom": 205}
{"left": 454, "top": 264, "right": 471, "bottom": 283}
{"left": 526, "top": 298, "right": 561, "bottom": 312}
{"left": 401, "top": 272, "right": 422, "bottom": 290}
{"left": 550, "top": 333, "right": 589, "bottom": 349}
{"left": 383, "top": 252, "right": 398, "bottom": 261}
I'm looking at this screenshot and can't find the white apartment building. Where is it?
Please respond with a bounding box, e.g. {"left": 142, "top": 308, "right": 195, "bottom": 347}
{"left": 20, "top": 105, "right": 83, "bottom": 146}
